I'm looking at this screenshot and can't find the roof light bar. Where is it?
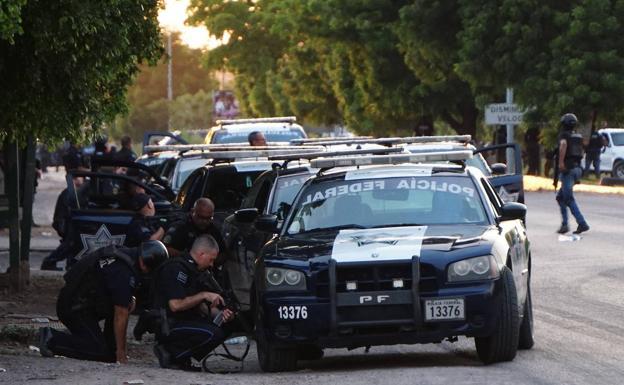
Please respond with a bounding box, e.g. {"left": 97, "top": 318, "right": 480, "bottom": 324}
{"left": 310, "top": 150, "right": 473, "bottom": 169}
{"left": 290, "top": 136, "right": 374, "bottom": 144}
{"left": 216, "top": 116, "right": 297, "bottom": 125}
{"left": 144, "top": 143, "right": 321, "bottom": 153}
{"left": 290, "top": 135, "right": 471, "bottom": 146}
{"left": 268, "top": 147, "right": 404, "bottom": 161}
{"left": 177, "top": 148, "right": 323, "bottom": 160}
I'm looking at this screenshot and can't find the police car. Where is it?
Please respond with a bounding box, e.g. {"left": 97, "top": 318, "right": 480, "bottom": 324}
{"left": 252, "top": 150, "right": 533, "bottom": 371}
{"left": 204, "top": 116, "right": 307, "bottom": 144}
{"left": 222, "top": 147, "right": 403, "bottom": 316}
{"left": 294, "top": 136, "right": 525, "bottom": 203}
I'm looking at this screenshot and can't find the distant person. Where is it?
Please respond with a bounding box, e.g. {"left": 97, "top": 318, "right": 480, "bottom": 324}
{"left": 40, "top": 174, "right": 87, "bottom": 271}
{"left": 584, "top": 130, "right": 606, "bottom": 179}
{"left": 38, "top": 241, "right": 168, "bottom": 363}
{"left": 62, "top": 142, "right": 83, "bottom": 171}
{"left": 554, "top": 113, "right": 589, "bottom": 234}
{"left": 524, "top": 127, "right": 541, "bottom": 175}
{"left": 248, "top": 131, "right": 267, "bottom": 146}
{"left": 114, "top": 136, "right": 137, "bottom": 162}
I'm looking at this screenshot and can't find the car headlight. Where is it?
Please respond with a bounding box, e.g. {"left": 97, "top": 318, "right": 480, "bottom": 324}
{"left": 265, "top": 267, "right": 306, "bottom": 291}
{"left": 447, "top": 256, "right": 499, "bottom": 282}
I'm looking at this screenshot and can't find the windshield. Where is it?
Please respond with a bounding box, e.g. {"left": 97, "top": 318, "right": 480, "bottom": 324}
{"left": 286, "top": 175, "right": 487, "bottom": 234}
{"left": 212, "top": 129, "right": 306, "bottom": 144}
{"left": 270, "top": 172, "right": 314, "bottom": 219}
{"left": 173, "top": 157, "right": 210, "bottom": 190}
{"left": 611, "top": 132, "right": 624, "bottom": 146}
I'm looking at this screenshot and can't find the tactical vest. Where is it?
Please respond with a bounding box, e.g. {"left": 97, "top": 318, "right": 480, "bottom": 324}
{"left": 60, "top": 245, "right": 137, "bottom": 317}
{"left": 564, "top": 132, "right": 584, "bottom": 167}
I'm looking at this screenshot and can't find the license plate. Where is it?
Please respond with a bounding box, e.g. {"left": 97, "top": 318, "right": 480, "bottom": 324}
{"left": 424, "top": 298, "right": 465, "bottom": 321}
{"left": 277, "top": 305, "right": 308, "bottom": 320}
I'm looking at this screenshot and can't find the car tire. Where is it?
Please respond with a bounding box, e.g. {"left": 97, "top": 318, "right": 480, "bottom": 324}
{"left": 611, "top": 161, "right": 624, "bottom": 178}
{"left": 475, "top": 266, "right": 520, "bottom": 364}
{"left": 518, "top": 283, "right": 534, "bottom": 350}
{"left": 256, "top": 311, "right": 297, "bottom": 372}
{"left": 600, "top": 176, "right": 624, "bottom": 186}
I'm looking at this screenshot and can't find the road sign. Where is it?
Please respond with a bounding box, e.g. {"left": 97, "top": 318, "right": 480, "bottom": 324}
{"left": 485, "top": 103, "right": 524, "bottom": 125}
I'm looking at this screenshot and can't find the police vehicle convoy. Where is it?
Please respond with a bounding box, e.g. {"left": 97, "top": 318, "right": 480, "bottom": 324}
{"left": 252, "top": 150, "right": 533, "bottom": 371}
{"left": 204, "top": 116, "right": 307, "bottom": 144}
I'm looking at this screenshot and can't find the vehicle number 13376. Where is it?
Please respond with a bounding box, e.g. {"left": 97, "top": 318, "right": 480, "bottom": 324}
{"left": 277, "top": 305, "right": 308, "bottom": 320}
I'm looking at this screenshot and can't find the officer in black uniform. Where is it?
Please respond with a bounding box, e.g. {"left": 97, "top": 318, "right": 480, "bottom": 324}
{"left": 555, "top": 113, "right": 590, "bottom": 234}
{"left": 125, "top": 193, "right": 165, "bottom": 247}
{"left": 162, "top": 197, "right": 226, "bottom": 260}
{"left": 40, "top": 174, "right": 87, "bottom": 270}
{"left": 584, "top": 130, "right": 606, "bottom": 179}
{"left": 152, "top": 234, "right": 234, "bottom": 370}
{"left": 37, "top": 241, "right": 168, "bottom": 363}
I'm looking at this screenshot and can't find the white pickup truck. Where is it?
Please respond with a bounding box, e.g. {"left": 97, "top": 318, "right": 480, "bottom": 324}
{"left": 584, "top": 128, "right": 624, "bottom": 178}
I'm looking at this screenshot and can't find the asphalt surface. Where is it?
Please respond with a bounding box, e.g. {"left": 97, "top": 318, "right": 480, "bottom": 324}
{"left": 1, "top": 189, "right": 624, "bottom": 384}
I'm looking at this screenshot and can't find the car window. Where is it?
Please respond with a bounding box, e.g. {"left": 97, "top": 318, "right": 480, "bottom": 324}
{"left": 480, "top": 177, "right": 502, "bottom": 215}
{"left": 212, "top": 129, "right": 306, "bottom": 144}
{"left": 270, "top": 172, "right": 314, "bottom": 218}
{"left": 286, "top": 175, "right": 487, "bottom": 234}
{"left": 173, "top": 157, "right": 210, "bottom": 191}
{"left": 611, "top": 132, "right": 624, "bottom": 146}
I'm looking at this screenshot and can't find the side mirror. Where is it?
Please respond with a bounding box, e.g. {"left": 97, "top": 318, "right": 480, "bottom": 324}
{"left": 234, "top": 208, "right": 259, "bottom": 223}
{"left": 255, "top": 214, "right": 279, "bottom": 233}
{"left": 499, "top": 202, "right": 526, "bottom": 222}
{"left": 491, "top": 163, "right": 507, "bottom": 175}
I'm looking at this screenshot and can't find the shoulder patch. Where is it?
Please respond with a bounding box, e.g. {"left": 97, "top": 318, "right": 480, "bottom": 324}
{"left": 99, "top": 257, "right": 116, "bottom": 268}
{"left": 177, "top": 271, "right": 188, "bottom": 284}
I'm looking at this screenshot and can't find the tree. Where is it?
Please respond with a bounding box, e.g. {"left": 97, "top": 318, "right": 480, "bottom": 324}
{"left": 457, "top": 0, "right": 624, "bottom": 142}
{"left": 112, "top": 33, "right": 219, "bottom": 140}
{"left": 0, "top": 0, "right": 26, "bottom": 42}
{"left": 0, "top": 0, "right": 163, "bottom": 290}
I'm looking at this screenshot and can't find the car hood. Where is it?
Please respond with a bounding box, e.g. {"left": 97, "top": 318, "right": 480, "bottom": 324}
{"left": 267, "top": 224, "right": 496, "bottom": 262}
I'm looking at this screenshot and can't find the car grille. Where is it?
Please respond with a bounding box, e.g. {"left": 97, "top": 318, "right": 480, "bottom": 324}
{"left": 314, "top": 261, "right": 438, "bottom": 299}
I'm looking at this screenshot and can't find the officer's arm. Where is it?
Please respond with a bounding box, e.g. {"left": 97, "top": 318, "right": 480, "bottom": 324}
{"left": 113, "top": 305, "right": 130, "bottom": 364}
{"left": 558, "top": 139, "right": 567, "bottom": 170}
{"left": 169, "top": 292, "right": 224, "bottom": 313}
{"left": 150, "top": 227, "right": 165, "bottom": 241}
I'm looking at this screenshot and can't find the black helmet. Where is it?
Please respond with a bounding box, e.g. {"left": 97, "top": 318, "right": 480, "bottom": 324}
{"left": 560, "top": 113, "right": 578, "bottom": 129}
{"left": 139, "top": 240, "right": 168, "bottom": 271}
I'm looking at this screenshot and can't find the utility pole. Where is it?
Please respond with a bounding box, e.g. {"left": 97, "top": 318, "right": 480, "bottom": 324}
{"left": 506, "top": 87, "right": 515, "bottom": 173}
{"left": 167, "top": 32, "right": 173, "bottom": 131}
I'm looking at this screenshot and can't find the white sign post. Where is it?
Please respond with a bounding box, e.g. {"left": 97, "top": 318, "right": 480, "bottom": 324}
{"left": 485, "top": 89, "right": 524, "bottom": 173}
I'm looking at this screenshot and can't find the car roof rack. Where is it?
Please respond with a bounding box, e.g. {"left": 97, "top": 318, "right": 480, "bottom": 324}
{"left": 310, "top": 150, "right": 473, "bottom": 169}
{"left": 290, "top": 135, "right": 471, "bottom": 146}
{"left": 290, "top": 136, "right": 374, "bottom": 144}
{"left": 215, "top": 116, "right": 297, "bottom": 126}
{"left": 143, "top": 143, "right": 321, "bottom": 154}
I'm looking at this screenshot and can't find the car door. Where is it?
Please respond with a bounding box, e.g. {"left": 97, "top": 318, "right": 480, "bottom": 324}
{"left": 474, "top": 142, "right": 524, "bottom": 203}
{"left": 65, "top": 170, "right": 181, "bottom": 263}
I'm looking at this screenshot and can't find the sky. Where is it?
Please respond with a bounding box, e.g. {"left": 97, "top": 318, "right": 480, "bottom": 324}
{"left": 158, "top": 0, "right": 225, "bottom": 50}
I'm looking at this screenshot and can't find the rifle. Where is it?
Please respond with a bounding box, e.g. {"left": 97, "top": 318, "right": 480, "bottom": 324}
{"left": 197, "top": 271, "right": 253, "bottom": 333}
{"left": 552, "top": 148, "right": 560, "bottom": 188}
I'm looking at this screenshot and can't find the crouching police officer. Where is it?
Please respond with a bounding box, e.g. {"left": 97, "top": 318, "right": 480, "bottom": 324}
{"left": 152, "top": 234, "right": 234, "bottom": 370}
{"left": 37, "top": 241, "right": 168, "bottom": 363}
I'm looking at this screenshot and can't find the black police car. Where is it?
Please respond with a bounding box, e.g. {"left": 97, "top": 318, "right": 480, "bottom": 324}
{"left": 252, "top": 151, "right": 533, "bottom": 371}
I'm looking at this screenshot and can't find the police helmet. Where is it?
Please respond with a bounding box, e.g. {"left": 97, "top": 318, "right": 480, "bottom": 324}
{"left": 139, "top": 240, "right": 168, "bottom": 271}
{"left": 560, "top": 113, "right": 578, "bottom": 129}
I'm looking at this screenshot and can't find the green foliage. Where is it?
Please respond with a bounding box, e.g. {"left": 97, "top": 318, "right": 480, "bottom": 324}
{"left": 112, "top": 33, "right": 218, "bottom": 140}
{"left": 0, "top": 0, "right": 163, "bottom": 144}
{"left": 0, "top": 0, "right": 26, "bottom": 42}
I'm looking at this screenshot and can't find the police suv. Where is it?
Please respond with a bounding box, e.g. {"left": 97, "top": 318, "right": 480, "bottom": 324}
{"left": 252, "top": 150, "right": 533, "bottom": 371}
{"left": 204, "top": 116, "right": 307, "bottom": 144}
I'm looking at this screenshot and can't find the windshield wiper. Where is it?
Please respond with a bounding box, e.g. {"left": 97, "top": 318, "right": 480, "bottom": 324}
{"left": 302, "top": 224, "right": 368, "bottom": 233}
{"left": 370, "top": 223, "right": 425, "bottom": 228}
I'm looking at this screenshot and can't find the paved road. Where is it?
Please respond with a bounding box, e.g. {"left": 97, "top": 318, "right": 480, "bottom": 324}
{"left": 1, "top": 191, "right": 623, "bottom": 384}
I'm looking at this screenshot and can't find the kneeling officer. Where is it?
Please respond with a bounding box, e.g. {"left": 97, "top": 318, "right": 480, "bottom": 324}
{"left": 38, "top": 241, "right": 168, "bottom": 363}
{"left": 152, "top": 234, "right": 234, "bottom": 370}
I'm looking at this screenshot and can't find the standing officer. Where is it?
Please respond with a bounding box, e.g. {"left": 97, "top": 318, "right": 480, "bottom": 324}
{"left": 584, "top": 130, "right": 606, "bottom": 179}
{"left": 37, "top": 241, "right": 168, "bottom": 363}
{"left": 555, "top": 113, "right": 590, "bottom": 234}
{"left": 162, "top": 198, "right": 226, "bottom": 259}
{"left": 152, "top": 235, "right": 234, "bottom": 370}
{"left": 114, "top": 135, "right": 137, "bottom": 162}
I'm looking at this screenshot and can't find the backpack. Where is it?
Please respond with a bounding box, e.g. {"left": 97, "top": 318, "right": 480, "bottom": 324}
{"left": 61, "top": 245, "right": 137, "bottom": 317}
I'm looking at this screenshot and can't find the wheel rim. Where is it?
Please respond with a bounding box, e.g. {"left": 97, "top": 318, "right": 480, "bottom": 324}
{"left": 617, "top": 164, "right": 624, "bottom": 178}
